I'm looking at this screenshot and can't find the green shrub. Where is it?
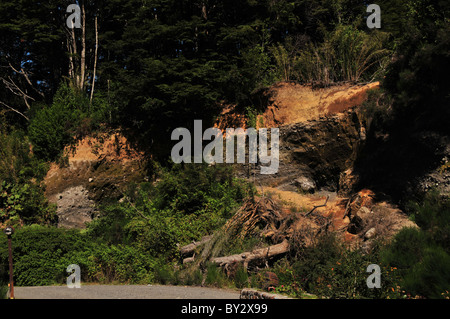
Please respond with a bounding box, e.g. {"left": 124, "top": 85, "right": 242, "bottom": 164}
{"left": 0, "top": 225, "right": 156, "bottom": 286}
{"left": 381, "top": 190, "right": 450, "bottom": 298}
{"left": 28, "top": 83, "right": 85, "bottom": 161}
{"left": 402, "top": 246, "right": 450, "bottom": 299}
{"left": 0, "top": 262, "right": 8, "bottom": 299}
{"left": 407, "top": 190, "right": 450, "bottom": 250}
{"left": 87, "top": 164, "right": 251, "bottom": 260}
{"left": 269, "top": 233, "right": 402, "bottom": 299}
{"left": 0, "top": 181, "right": 57, "bottom": 226}
{"left": 153, "top": 262, "right": 175, "bottom": 285}
{"left": 0, "top": 130, "right": 49, "bottom": 184}
{"left": 185, "top": 269, "right": 203, "bottom": 286}
{"left": 234, "top": 264, "right": 248, "bottom": 289}
{"left": 0, "top": 226, "right": 89, "bottom": 286}
{"left": 0, "top": 130, "right": 55, "bottom": 226}
{"left": 87, "top": 244, "right": 155, "bottom": 284}
{"left": 28, "top": 82, "right": 109, "bottom": 161}
{"left": 205, "top": 263, "right": 227, "bottom": 287}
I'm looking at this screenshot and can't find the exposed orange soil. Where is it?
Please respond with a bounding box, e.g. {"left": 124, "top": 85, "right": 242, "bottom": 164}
{"left": 214, "top": 81, "right": 379, "bottom": 130}
{"left": 43, "top": 131, "right": 146, "bottom": 200}
{"left": 260, "top": 81, "right": 379, "bottom": 127}
{"left": 65, "top": 131, "right": 145, "bottom": 163}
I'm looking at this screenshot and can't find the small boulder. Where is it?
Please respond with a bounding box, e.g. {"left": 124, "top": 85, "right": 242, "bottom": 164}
{"left": 294, "top": 176, "right": 316, "bottom": 193}
{"left": 364, "top": 227, "right": 377, "bottom": 240}
{"left": 355, "top": 206, "right": 371, "bottom": 220}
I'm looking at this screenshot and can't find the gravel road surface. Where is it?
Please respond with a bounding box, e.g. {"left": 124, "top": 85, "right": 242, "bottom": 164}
{"left": 14, "top": 284, "right": 241, "bottom": 299}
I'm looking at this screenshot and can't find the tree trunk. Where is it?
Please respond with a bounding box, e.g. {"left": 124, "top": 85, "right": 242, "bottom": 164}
{"left": 79, "top": 1, "right": 86, "bottom": 92}
{"left": 211, "top": 240, "right": 289, "bottom": 270}
{"left": 71, "top": 19, "right": 78, "bottom": 87}
{"left": 179, "top": 235, "right": 213, "bottom": 257}
{"left": 90, "top": 15, "right": 98, "bottom": 106}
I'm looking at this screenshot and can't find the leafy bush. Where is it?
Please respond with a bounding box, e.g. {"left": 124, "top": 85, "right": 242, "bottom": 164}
{"left": 0, "top": 130, "right": 49, "bottom": 184}
{"left": 87, "top": 164, "right": 251, "bottom": 260}
{"left": 28, "top": 82, "right": 109, "bottom": 161}
{"left": 380, "top": 227, "right": 426, "bottom": 270}
{"left": 268, "top": 233, "right": 402, "bottom": 299}
{"left": 401, "top": 246, "right": 450, "bottom": 299}
{"left": 0, "top": 226, "right": 88, "bottom": 286}
{"left": 0, "top": 181, "right": 57, "bottom": 226}
{"left": 0, "top": 225, "right": 157, "bottom": 286}
{"left": 0, "top": 128, "right": 56, "bottom": 226}
{"left": 381, "top": 190, "right": 450, "bottom": 298}
{"left": 28, "top": 83, "right": 86, "bottom": 161}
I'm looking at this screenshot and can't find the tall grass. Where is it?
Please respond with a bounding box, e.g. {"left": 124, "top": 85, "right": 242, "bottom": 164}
{"left": 272, "top": 25, "right": 390, "bottom": 85}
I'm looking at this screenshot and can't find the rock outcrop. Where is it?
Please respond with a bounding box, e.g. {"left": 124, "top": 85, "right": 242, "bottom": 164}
{"left": 236, "top": 109, "right": 366, "bottom": 193}
{"left": 216, "top": 81, "right": 377, "bottom": 194}
{"left": 54, "top": 186, "right": 96, "bottom": 229}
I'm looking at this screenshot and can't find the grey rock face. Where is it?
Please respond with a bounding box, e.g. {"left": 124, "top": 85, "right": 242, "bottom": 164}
{"left": 55, "top": 185, "right": 97, "bottom": 228}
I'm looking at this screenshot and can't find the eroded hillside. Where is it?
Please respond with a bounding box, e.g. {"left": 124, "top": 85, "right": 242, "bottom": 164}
{"left": 44, "top": 130, "right": 148, "bottom": 228}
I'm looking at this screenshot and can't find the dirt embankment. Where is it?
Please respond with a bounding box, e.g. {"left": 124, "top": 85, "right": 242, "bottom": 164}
{"left": 215, "top": 81, "right": 379, "bottom": 130}
{"left": 44, "top": 130, "right": 148, "bottom": 228}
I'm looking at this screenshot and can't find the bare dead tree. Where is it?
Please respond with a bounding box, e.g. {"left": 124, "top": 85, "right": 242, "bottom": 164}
{"left": 79, "top": 1, "right": 86, "bottom": 92}
{"left": 90, "top": 15, "right": 99, "bottom": 105}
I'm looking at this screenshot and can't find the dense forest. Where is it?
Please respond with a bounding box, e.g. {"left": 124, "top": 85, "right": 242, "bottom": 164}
{"left": 1, "top": 0, "right": 449, "bottom": 299}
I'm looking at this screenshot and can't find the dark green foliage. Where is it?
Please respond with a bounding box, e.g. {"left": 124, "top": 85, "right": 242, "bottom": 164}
{"left": 0, "top": 129, "right": 48, "bottom": 183}
{"left": 401, "top": 246, "right": 450, "bottom": 299}
{"left": 0, "top": 226, "right": 89, "bottom": 286}
{"left": 0, "top": 181, "right": 57, "bottom": 225}
{"left": 0, "top": 259, "right": 7, "bottom": 298}
{"left": 267, "top": 234, "right": 401, "bottom": 299}
{"left": 0, "top": 225, "right": 155, "bottom": 286}
{"left": 381, "top": 227, "right": 426, "bottom": 270}
{"left": 0, "top": 129, "right": 56, "bottom": 226}
{"left": 381, "top": 191, "right": 450, "bottom": 298}
{"left": 408, "top": 190, "right": 450, "bottom": 249}
{"left": 205, "top": 263, "right": 226, "bottom": 287}
{"left": 383, "top": 0, "right": 450, "bottom": 132}
{"left": 28, "top": 82, "right": 108, "bottom": 161}
{"left": 234, "top": 264, "right": 249, "bottom": 289}
{"left": 87, "top": 164, "right": 250, "bottom": 261}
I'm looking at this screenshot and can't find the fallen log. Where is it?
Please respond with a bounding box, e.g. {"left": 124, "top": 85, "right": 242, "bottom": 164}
{"left": 180, "top": 235, "right": 213, "bottom": 257}
{"left": 211, "top": 240, "right": 289, "bottom": 270}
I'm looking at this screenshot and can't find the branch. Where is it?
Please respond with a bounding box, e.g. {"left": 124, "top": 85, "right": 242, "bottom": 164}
{"left": 305, "top": 195, "right": 329, "bottom": 217}
{"left": 1, "top": 76, "right": 35, "bottom": 109}
{"left": 0, "top": 101, "right": 29, "bottom": 121}
{"left": 8, "top": 63, "right": 44, "bottom": 98}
